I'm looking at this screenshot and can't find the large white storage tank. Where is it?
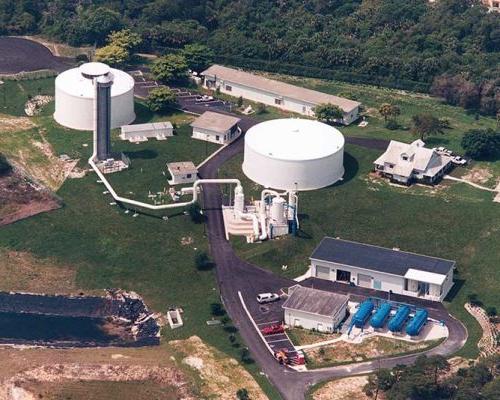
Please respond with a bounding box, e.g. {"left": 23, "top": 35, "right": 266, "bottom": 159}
{"left": 243, "top": 119, "right": 344, "bottom": 190}
{"left": 54, "top": 63, "right": 135, "bottom": 131}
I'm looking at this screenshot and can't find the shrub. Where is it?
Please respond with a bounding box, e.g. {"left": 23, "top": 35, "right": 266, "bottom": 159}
{"left": 486, "top": 307, "right": 497, "bottom": 317}
{"left": 237, "top": 96, "right": 243, "bottom": 107}
{"left": 0, "top": 153, "right": 12, "bottom": 175}
{"left": 385, "top": 119, "right": 400, "bottom": 130}
{"left": 194, "top": 251, "right": 213, "bottom": 271}
{"left": 187, "top": 202, "right": 204, "bottom": 223}
{"left": 210, "top": 303, "right": 225, "bottom": 317}
{"left": 146, "top": 87, "right": 177, "bottom": 112}
{"left": 240, "top": 348, "right": 254, "bottom": 364}
{"left": 461, "top": 128, "right": 500, "bottom": 160}
{"left": 236, "top": 388, "right": 250, "bottom": 400}
{"left": 255, "top": 103, "right": 266, "bottom": 114}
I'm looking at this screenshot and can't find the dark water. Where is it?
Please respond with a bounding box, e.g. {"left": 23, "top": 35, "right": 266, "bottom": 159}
{"left": 0, "top": 311, "right": 119, "bottom": 343}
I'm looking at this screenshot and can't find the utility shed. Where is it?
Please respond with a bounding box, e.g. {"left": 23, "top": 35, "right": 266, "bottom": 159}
{"left": 310, "top": 237, "right": 455, "bottom": 302}
{"left": 282, "top": 285, "right": 348, "bottom": 333}
{"left": 120, "top": 122, "right": 173, "bottom": 143}
{"left": 191, "top": 111, "right": 241, "bottom": 144}
{"left": 166, "top": 161, "right": 198, "bottom": 185}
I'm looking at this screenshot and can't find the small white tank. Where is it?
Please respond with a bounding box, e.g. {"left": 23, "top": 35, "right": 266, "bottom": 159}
{"left": 234, "top": 186, "right": 245, "bottom": 213}
{"left": 271, "top": 197, "right": 286, "bottom": 224}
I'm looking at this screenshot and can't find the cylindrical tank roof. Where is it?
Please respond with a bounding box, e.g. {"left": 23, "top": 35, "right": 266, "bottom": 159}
{"left": 55, "top": 66, "right": 134, "bottom": 98}
{"left": 244, "top": 118, "right": 345, "bottom": 161}
{"left": 242, "top": 118, "right": 345, "bottom": 191}
{"left": 79, "top": 62, "right": 111, "bottom": 78}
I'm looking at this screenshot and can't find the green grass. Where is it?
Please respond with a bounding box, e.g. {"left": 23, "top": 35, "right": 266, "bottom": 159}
{"left": 0, "top": 78, "right": 55, "bottom": 116}
{"left": 220, "top": 144, "right": 499, "bottom": 359}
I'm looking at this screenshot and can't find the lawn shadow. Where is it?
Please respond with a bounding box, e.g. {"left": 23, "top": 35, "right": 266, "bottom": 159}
{"left": 444, "top": 278, "right": 465, "bottom": 303}
{"left": 126, "top": 149, "right": 158, "bottom": 160}
{"left": 426, "top": 137, "right": 451, "bottom": 147}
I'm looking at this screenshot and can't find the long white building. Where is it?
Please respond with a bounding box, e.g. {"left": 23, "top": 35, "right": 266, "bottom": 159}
{"left": 310, "top": 238, "right": 455, "bottom": 302}
{"left": 201, "top": 65, "right": 361, "bottom": 125}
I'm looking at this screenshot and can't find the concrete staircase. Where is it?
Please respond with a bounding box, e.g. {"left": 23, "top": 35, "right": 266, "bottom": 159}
{"left": 222, "top": 207, "right": 255, "bottom": 242}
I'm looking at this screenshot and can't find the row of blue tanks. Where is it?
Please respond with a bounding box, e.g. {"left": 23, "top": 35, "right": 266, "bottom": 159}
{"left": 349, "top": 299, "right": 428, "bottom": 336}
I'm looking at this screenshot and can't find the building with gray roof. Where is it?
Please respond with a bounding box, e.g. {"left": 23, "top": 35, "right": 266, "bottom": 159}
{"left": 310, "top": 237, "right": 455, "bottom": 302}
{"left": 282, "top": 285, "right": 348, "bottom": 333}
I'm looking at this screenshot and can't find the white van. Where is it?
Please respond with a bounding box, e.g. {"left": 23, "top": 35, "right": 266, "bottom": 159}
{"left": 256, "top": 293, "right": 280, "bottom": 304}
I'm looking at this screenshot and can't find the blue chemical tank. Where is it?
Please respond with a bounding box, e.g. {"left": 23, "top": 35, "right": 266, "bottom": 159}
{"left": 388, "top": 305, "right": 411, "bottom": 332}
{"left": 405, "top": 309, "right": 428, "bottom": 336}
{"left": 370, "top": 303, "right": 392, "bottom": 329}
{"left": 352, "top": 300, "right": 374, "bottom": 328}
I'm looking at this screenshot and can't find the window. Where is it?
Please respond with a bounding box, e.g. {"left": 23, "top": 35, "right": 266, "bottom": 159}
{"left": 275, "top": 98, "right": 282, "bottom": 105}
{"left": 186, "top": 174, "right": 192, "bottom": 179}
{"left": 215, "top": 135, "right": 220, "bottom": 141}
{"left": 302, "top": 105, "right": 307, "bottom": 113}
{"left": 225, "top": 85, "right": 232, "bottom": 92}
{"left": 373, "top": 280, "right": 382, "bottom": 290}
{"left": 402, "top": 155, "right": 408, "bottom": 161}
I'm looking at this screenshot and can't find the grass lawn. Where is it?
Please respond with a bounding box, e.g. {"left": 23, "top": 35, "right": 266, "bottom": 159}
{"left": 286, "top": 327, "right": 340, "bottom": 347}
{"left": 0, "top": 77, "right": 55, "bottom": 116}
{"left": 220, "top": 143, "right": 499, "bottom": 359}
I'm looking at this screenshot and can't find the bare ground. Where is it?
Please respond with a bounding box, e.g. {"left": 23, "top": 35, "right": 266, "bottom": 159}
{"left": 462, "top": 167, "right": 493, "bottom": 185}
{"left": 0, "top": 116, "right": 35, "bottom": 133}
{"left": 312, "top": 376, "right": 370, "bottom": 400}
{"left": 169, "top": 336, "right": 268, "bottom": 400}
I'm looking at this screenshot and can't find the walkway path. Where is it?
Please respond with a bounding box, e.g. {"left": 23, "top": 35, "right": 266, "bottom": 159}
{"left": 444, "top": 175, "right": 497, "bottom": 192}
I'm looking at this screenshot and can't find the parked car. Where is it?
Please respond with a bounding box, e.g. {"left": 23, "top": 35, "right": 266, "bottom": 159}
{"left": 196, "top": 95, "right": 214, "bottom": 102}
{"left": 451, "top": 156, "right": 467, "bottom": 165}
{"left": 256, "top": 293, "right": 280, "bottom": 304}
{"left": 261, "top": 324, "right": 284, "bottom": 335}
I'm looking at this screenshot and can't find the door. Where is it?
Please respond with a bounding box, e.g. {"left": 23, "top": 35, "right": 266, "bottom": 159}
{"left": 336, "top": 269, "right": 351, "bottom": 283}
{"left": 317, "top": 323, "right": 323, "bottom": 332}
{"left": 316, "top": 266, "right": 330, "bottom": 280}
{"left": 358, "top": 273, "right": 372, "bottom": 288}
{"left": 294, "top": 318, "right": 301, "bottom": 327}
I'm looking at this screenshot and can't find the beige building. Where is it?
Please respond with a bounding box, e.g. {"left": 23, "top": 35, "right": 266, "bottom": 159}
{"left": 374, "top": 139, "right": 452, "bottom": 185}
{"left": 201, "top": 65, "right": 361, "bottom": 125}
{"left": 191, "top": 111, "right": 241, "bottom": 144}
{"left": 166, "top": 161, "right": 198, "bottom": 185}
{"left": 482, "top": 0, "right": 500, "bottom": 11}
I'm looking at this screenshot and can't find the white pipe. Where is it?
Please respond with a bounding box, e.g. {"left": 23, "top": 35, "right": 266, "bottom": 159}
{"left": 260, "top": 189, "right": 287, "bottom": 214}
{"left": 292, "top": 193, "right": 299, "bottom": 230}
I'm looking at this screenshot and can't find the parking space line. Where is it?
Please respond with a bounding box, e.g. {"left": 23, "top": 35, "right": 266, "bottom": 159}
{"left": 266, "top": 338, "right": 291, "bottom": 344}
{"left": 257, "top": 320, "right": 281, "bottom": 326}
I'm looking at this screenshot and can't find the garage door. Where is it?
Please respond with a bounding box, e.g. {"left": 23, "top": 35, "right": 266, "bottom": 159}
{"left": 358, "top": 273, "right": 372, "bottom": 288}
{"left": 316, "top": 266, "right": 330, "bottom": 280}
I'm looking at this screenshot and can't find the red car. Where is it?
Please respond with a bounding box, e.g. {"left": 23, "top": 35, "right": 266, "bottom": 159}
{"left": 261, "top": 324, "right": 284, "bottom": 335}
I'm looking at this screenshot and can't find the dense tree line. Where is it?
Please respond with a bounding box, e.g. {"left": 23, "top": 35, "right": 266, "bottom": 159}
{"left": 364, "top": 354, "right": 500, "bottom": 400}
{"left": 0, "top": 0, "right": 498, "bottom": 112}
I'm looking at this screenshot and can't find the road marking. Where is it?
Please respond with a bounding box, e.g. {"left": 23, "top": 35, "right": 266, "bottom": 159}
{"left": 257, "top": 320, "right": 281, "bottom": 326}
{"left": 266, "top": 338, "right": 291, "bottom": 344}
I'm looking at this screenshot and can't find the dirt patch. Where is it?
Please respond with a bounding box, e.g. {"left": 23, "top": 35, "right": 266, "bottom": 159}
{"left": 0, "top": 249, "right": 78, "bottom": 294}
{"left": 462, "top": 167, "right": 493, "bottom": 185}
{"left": 288, "top": 328, "right": 340, "bottom": 346}
{"left": 0, "top": 170, "right": 61, "bottom": 226}
{"left": 0, "top": 115, "right": 35, "bottom": 133}
{"left": 312, "top": 376, "right": 370, "bottom": 400}
{"left": 169, "top": 336, "right": 267, "bottom": 400}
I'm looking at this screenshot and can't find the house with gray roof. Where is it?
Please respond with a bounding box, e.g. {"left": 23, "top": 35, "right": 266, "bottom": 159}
{"left": 191, "top": 111, "right": 241, "bottom": 144}
{"left": 201, "top": 64, "right": 361, "bottom": 125}
{"left": 310, "top": 237, "right": 455, "bottom": 302}
{"left": 282, "top": 285, "right": 348, "bottom": 333}
{"left": 374, "top": 139, "right": 452, "bottom": 185}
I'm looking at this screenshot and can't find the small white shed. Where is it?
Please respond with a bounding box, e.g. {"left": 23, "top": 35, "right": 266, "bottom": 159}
{"left": 282, "top": 285, "right": 348, "bottom": 333}
{"left": 191, "top": 111, "right": 241, "bottom": 144}
{"left": 166, "top": 161, "right": 198, "bottom": 185}
{"left": 120, "top": 121, "right": 173, "bottom": 143}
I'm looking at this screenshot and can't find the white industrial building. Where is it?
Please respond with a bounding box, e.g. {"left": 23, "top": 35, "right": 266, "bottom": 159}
{"left": 374, "top": 139, "right": 452, "bottom": 185}
{"left": 120, "top": 121, "right": 173, "bottom": 143}
{"left": 310, "top": 238, "right": 455, "bottom": 302}
{"left": 54, "top": 63, "right": 135, "bottom": 131}
{"left": 243, "top": 119, "right": 345, "bottom": 191}
{"left": 166, "top": 161, "right": 198, "bottom": 185}
{"left": 282, "top": 285, "right": 348, "bottom": 333}
{"left": 191, "top": 111, "right": 241, "bottom": 144}
{"left": 201, "top": 65, "right": 361, "bottom": 125}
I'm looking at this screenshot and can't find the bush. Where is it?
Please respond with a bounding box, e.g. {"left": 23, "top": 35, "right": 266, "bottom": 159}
{"left": 236, "top": 388, "right": 250, "bottom": 400}
{"left": 210, "top": 303, "right": 225, "bottom": 317}
{"left": 237, "top": 96, "right": 243, "bottom": 107}
{"left": 385, "top": 119, "right": 400, "bottom": 130}
{"left": 187, "top": 202, "right": 204, "bottom": 223}
{"left": 75, "top": 54, "right": 89, "bottom": 63}
{"left": 467, "top": 293, "right": 483, "bottom": 307}
{"left": 0, "top": 153, "right": 12, "bottom": 175}
{"left": 486, "top": 307, "right": 497, "bottom": 317}
{"left": 240, "top": 348, "right": 254, "bottom": 364}
{"left": 255, "top": 103, "right": 266, "bottom": 114}
{"left": 194, "top": 251, "right": 213, "bottom": 271}
{"left": 461, "top": 128, "right": 500, "bottom": 160}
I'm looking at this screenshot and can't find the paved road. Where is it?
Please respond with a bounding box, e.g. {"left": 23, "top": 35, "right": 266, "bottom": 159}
{"left": 197, "top": 127, "right": 467, "bottom": 399}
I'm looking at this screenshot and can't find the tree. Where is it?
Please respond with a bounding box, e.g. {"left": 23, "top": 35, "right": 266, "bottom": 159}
{"left": 187, "top": 202, "right": 204, "bottom": 223}
{"left": 314, "top": 103, "right": 344, "bottom": 124}
{"left": 364, "top": 369, "right": 395, "bottom": 399}
{"left": 411, "top": 113, "right": 445, "bottom": 140}
{"left": 180, "top": 43, "right": 214, "bottom": 72}
{"left": 486, "top": 307, "right": 498, "bottom": 317}
{"left": 151, "top": 54, "right": 189, "bottom": 84}
{"left": 461, "top": 128, "right": 500, "bottom": 160}
{"left": 210, "top": 303, "right": 225, "bottom": 317}
{"left": 74, "top": 7, "right": 123, "bottom": 46}
{"left": 0, "top": 153, "right": 11, "bottom": 175}
{"left": 379, "top": 103, "right": 400, "bottom": 122}
{"left": 236, "top": 388, "right": 250, "bottom": 400}
{"left": 482, "top": 377, "right": 500, "bottom": 400}
{"left": 107, "top": 29, "right": 142, "bottom": 52}
{"left": 94, "top": 43, "right": 129, "bottom": 67}
{"left": 145, "top": 87, "right": 177, "bottom": 112}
